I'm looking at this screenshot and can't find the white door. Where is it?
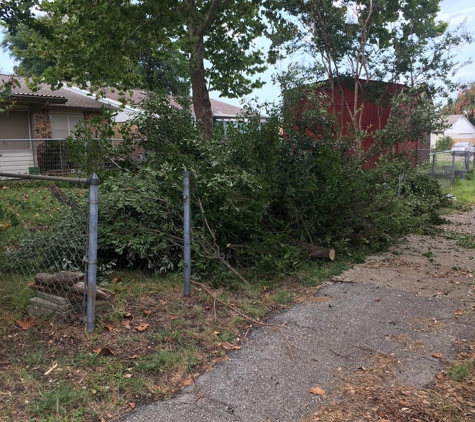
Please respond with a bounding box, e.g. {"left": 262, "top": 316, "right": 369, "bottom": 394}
{"left": 0, "top": 111, "right": 34, "bottom": 174}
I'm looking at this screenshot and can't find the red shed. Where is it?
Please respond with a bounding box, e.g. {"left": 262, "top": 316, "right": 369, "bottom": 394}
{"left": 296, "top": 78, "right": 430, "bottom": 165}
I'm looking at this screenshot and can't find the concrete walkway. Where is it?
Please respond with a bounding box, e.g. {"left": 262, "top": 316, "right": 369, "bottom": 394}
{"left": 120, "top": 281, "right": 475, "bottom": 422}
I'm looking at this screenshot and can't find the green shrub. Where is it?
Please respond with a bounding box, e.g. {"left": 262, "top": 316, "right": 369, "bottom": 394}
{"left": 71, "top": 91, "right": 447, "bottom": 276}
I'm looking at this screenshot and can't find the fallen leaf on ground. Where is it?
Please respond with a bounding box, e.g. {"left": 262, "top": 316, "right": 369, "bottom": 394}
{"left": 454, "top": 309, "right": 463, "bottom": 315}
{"left": 104, "top": 323, "right": 115, "bottom": 332}
{"left": 112, "top": 277, "right": 121, "bottom": 283}
{"left": 121, "top": 319, "right": 132, "bottom": 326}
{"left": 128, "top": 402, "right": 136, "bottom": 408}
{"left": 128, "top": 354, "right": 139, "bottom": 359}
{"left": 309, "top": 386, "right": 326, "bottom": 395}
{"left": 93, "top": 347, "right": 115, "bottom": 356}
{"left": 169, "top": 315, "right": 179, "bottom": 320}
{"left": 221, "top": 342, "right": 241, "bottom": 350}
{"left": 431, "top": 352, "right": 444, "bottom": 359}
{"left": 213, "top": 330, "right": 220, "bottom": 335}
{"left": 16, "top": 318, "right": 34, "bottom": 330}
{"left": 143, "top": 310, "right": 151, "bottom": 316}
{"left": 124, "top": 374, "right": 133, "bottom": 378}
{"left": 374, "top": 298, "right": 382, "bottom": 302}
{"left": 135, "top": 323, "right": 149, "bottom": 332}
{"left": 183, "top": 378, "right": 193, "bottom": 386}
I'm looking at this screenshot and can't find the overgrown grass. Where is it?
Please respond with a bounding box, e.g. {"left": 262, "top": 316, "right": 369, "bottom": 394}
{"left": 0, "top": 274, "right": 35, "bottom": 335}
{"left": 442, "top": 175, "right": 475, "bottom": 205}
{"left": 0, "top": 181, "right": 83, "bottom": 248}
{"left": 448, "top": 359, "right": 474, "bottom": 381}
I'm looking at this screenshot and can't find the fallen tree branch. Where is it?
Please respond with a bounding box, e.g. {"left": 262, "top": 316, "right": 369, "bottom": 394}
{"left": 196, "top": 198, "right": 249, "bottom": 283}
{"left": 192, "top": 280, "right": 294, "bottom": 359}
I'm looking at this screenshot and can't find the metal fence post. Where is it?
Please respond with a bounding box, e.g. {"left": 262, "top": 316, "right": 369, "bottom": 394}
{"left": 451, "top": 154, "right": 455, "bottom": 186}
{"left": 87, "top": 173, "right": 99, "bottom": 333}
{"left": 431, "top": 153, "right": 436, "bottom": 178}
{"left": 183, "top": 171, "right": 192, "bottom": 296}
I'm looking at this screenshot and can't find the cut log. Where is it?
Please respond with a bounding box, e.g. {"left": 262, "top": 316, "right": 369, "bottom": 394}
{"left": 34, "top": 272, "right": 84, "bottom": 287}
{"left": 297, "top": 242, "right": 336, "bottom": 261}
{"left": 29, "top": 283, "right": 83, "bottom": 302}
{"left": 308, "top": 247, "right": 335, "bottom": 261}
{"left": 71, "top": 282, "right": 115, "bottom": 301}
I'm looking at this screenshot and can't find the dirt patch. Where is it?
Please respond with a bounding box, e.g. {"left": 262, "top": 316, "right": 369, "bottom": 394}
{"left": 333, "top": 209, "right": 475, "bottom": 304}
{"left": 301, "top": 340, "right": 475, "bottom": 422}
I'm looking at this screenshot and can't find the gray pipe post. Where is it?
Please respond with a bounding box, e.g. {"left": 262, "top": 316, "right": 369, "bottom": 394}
{"left": 183, "top": 171, "right": 192, "bottom": 296}
{"left": 87, "top": 173, "right": 100, "bottom": 333}
{"left": 451, "top": 154, "right": 455, "bottom": 186}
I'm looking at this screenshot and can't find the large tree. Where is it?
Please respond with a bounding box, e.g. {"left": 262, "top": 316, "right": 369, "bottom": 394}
{"left": 1, "top": 23, "right": 191, "bottom": 95}
{"left": 448, "top": 83, "right": 475, "bottom": 125}
{"left": 1, "top": 0, "right": 291, "bottom": 137}
{"left": 1, "top": 23, "right": 53, "bottom": 77}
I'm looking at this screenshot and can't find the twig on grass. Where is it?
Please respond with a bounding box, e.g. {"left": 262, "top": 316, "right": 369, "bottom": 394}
{"left": 192, "top": 280, "right": 294, "bottom": 359}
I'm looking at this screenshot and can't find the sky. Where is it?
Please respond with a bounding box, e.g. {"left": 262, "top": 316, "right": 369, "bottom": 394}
{"left": 1, "top": 0, "right": 474, "bottom": 109}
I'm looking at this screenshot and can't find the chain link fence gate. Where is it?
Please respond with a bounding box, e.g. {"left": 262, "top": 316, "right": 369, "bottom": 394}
{"left": 0, "top": 172, "right": 99, "bottom": 332}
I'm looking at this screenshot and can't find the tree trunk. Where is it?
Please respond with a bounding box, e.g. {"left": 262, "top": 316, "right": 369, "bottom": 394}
{"left": 190, "top": 32, "right": 214, "bottom": 139}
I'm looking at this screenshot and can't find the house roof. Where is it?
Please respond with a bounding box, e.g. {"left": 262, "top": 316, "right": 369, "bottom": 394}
{"left": 83, "top": 87, "right": 245, "bottom": 117}
{"left": 447, "top": 115, "right": 463, "bottom": 125}
{"left": 0, "top": 74, "right": 107, "bottom": 110}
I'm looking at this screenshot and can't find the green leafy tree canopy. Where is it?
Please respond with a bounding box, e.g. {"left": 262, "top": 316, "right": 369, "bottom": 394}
{"left": 0, "top": 0, "right": 294, "bottom": 137}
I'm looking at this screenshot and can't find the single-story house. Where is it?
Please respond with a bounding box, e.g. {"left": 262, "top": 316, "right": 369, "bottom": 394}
{"left": 65, "top": 86, "right": 267, "bottom": 126}
{"left": 0, "top": 74, "right": 110, "bottom": 174}
{"left": 430, "top": 114, "right": 475, "bottom": 150}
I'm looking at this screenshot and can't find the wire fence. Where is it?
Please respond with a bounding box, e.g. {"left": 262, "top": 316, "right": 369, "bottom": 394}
{"left": 0, "top": 138, "right": 129, "bottom": 177}
{"left": 0, "top": 172, "right": 99, "bottom": 331}
{"left": 430, "top": 151, "right": 475, "bottom": 187}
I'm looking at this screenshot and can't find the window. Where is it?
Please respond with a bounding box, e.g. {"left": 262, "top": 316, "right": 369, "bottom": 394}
{"left": 50, "top": 114, "right": 84, "bottom": 139}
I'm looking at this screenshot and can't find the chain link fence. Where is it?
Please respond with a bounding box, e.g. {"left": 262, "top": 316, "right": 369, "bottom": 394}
{"left": 0, "top": 138, "right": 128, "bottom": 177}
{"left": 0, "top": 178, "right": 87, "bottom": 313}
{"left": 430, "top": 151, "right": 474, "bottom": 187}
{"left": 0, "top": 173, "right": 99, "bottom": 331}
